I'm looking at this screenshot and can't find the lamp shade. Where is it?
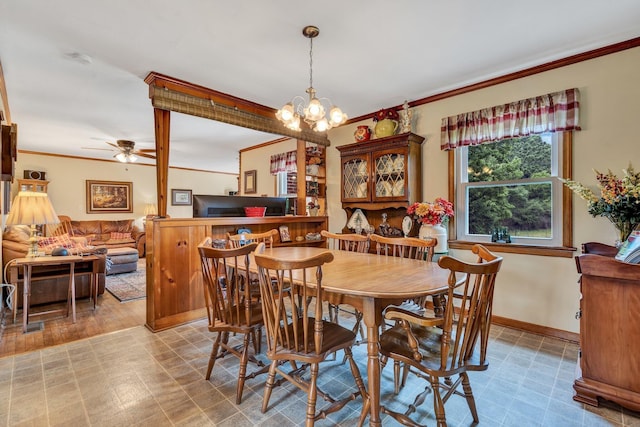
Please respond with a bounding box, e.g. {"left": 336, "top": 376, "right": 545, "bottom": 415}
{"left": 144, "top": 203, "right": 157, "bottom": 216}
{"left": 6, "top": 191, "right": 60, "bottom": 226}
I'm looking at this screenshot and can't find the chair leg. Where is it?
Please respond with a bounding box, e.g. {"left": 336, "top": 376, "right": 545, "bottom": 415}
{"left": 206, "top": 333, "right": 223, "bottom": 380}
{"left": 236, "top": 333, "right": 251, "bottom": 404}
{"left": 401, "top": 362, "right": 410, "bottom": 389}
{"left": 261, "top": 360, "right": 279, "bottom": 413}
{"left": 431, "top": 378, "right": 447, "bottom": 427}
{"left": 460, "top": 372, "right": 479, "bottom": 423}
{"left": 305, "top": 362, "right": 319, "bottom": 427}
{"left": 393, "top": 360, "right": 401, "bottom": 394}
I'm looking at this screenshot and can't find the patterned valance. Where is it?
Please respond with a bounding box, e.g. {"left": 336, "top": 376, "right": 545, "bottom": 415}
{"left": 270, "top": 150, "right": 297, "bottom": 175}
{"left": 440, "top": 88, "right": 580, "bottom": 150}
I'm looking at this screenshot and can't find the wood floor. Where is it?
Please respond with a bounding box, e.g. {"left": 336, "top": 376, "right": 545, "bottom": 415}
{"left": 0, "top": 290, "right": 146, "bottom": 358}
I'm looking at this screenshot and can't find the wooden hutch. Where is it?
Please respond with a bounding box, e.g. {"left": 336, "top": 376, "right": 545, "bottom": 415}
{"left": 336, "top": 132, "right": 425, "bottom": 233}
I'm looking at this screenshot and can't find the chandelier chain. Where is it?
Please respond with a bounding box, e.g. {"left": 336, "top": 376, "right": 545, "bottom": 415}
{"left": 308, "top": 36, "right": 314, "bottom": 90}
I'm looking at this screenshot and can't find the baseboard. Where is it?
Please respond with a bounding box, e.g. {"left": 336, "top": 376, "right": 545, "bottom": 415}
{"left": 491, "top": 315, "right": 579, "bottom": 344}
{"left": 424, "top": 300, "right": 579, "bottom": 344}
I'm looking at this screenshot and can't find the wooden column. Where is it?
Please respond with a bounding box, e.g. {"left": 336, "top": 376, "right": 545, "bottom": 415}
{"left": 153, "top": 108, "right": 170, "bottom": 217}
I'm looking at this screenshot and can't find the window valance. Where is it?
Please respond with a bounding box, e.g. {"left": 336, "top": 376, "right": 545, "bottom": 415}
{"left": 440, "top": 88, "right": 580, "bottom": 150}
{"left": 270, "top": 150, "right": 297, "bottom": 175}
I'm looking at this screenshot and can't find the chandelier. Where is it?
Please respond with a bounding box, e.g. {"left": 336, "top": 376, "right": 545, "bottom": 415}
{"left": 276, "top": 26, "right": 347, "bottom": 132}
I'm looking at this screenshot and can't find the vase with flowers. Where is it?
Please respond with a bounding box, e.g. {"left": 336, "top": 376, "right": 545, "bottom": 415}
{"left": 373, "top": 108, "right": 400, "bottom": 138}
{"left": 407, "top": 198, "right": 454, "bottom": 253}
{"left": 563, "top": 163, "right": 640, "bottom": 246}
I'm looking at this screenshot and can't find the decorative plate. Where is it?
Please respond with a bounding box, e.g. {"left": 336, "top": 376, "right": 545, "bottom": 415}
{"left": 402, "top": 215, "right": 414, "bottom": 237}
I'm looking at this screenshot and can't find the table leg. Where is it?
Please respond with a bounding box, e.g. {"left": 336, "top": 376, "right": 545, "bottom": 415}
{"left": 22, "top": 265, "right": 31, "bottom": 333}
{"left": 362, "top": 298, "right": 382, "bottom": 427}
{"left": 70, "top": 262, "right": 76, "bottom": 323}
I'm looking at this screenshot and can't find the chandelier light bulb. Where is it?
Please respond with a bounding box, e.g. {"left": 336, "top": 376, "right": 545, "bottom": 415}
{"left": 305, "top": 98, "right": 325, "bottom": 121}
{"left": 329, "top": 106, "right": 347, "bottom": 125}
{"left": 129, "top": 154, "right": 138, "bottom": 162}
{"left": 275, "top": 26, "right": 346, "bottom": 133}
{"left": 314, "top": 118, "right": 329, "bottom": 132}
{"left": 285, "top": 114, "right": 301, "bottom": 131}
{"left": 115, "top": 152, "right": 127, "bottom": 162}
{"left": 276, "top": 103, "right": 295, "bottom": 122}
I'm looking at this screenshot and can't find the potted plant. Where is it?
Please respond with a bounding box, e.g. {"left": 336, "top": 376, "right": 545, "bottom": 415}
{"left": 563, "top": 163, "right": 640, "bottom": 245}
{"left": 407, "top": 198, "right": 454, "bottom": 253}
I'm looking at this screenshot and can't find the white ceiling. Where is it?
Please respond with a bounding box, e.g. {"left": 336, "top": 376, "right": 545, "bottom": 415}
{"left": 1, "top": 1, "right": 640, "bottom": 174}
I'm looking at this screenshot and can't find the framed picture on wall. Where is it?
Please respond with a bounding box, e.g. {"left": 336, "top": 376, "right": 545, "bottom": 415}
{"left": 244, "top": 170, "right": 257, "bottom": 194}
{"left": 171, "top": 189, "right": 192, "bottom": 206}
{"left": 86, "top": 180, "right": 133, "bottom": 213}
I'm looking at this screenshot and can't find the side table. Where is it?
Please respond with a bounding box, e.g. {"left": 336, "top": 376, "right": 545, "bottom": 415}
{"left": 13, "top": 255, "right": 86, "bottom": 333}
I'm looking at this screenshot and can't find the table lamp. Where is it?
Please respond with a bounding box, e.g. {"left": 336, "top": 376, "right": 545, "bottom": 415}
{"left": 6, "top": 191, "right": 60, "bottom": 257}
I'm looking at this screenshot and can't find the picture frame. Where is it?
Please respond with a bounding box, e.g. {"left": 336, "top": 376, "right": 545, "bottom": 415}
{"left": 86, "top": 180, "right": 133, "bottom": 213}
{"left": 244, "top": 170, "right": 257, "bottom": 194}
{"left": 279, "top": 225, "right": 291, "bottom": 243}
{"left": 171, "top": 188, "right": 193, "bottom": 206}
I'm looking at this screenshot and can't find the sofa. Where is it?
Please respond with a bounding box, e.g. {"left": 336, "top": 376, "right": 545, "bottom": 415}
{"left": 2, "top": 225, "right": 108, "bottom": 307}
{"left": 65, "top": 218, "right": 146, "bottom": 257}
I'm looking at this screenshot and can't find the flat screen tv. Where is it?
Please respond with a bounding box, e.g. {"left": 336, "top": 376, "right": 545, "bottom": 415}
{"left": 192, "top": 195, "right": 287, "bottom": 217}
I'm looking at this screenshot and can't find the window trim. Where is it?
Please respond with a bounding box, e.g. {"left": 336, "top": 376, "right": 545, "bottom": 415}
{"left": 447, "top": 132, "right": 575, "bottom": 257}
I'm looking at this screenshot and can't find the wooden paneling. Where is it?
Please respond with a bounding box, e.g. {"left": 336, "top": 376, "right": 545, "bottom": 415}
{"left": 145, "top": 216, "right": 328, "bottom": 331}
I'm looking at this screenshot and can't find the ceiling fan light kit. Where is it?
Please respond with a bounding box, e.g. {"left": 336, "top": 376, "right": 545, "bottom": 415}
{"left": 276, "top": 25, "right": 347, "bottom": 133}
{"left": 82, "top": 139, "right": 156, "bottom": 163}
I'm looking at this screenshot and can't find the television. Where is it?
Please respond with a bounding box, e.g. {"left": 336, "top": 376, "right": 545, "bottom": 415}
{"left": 192, "top": 195, "right": 287, "bottom": 218}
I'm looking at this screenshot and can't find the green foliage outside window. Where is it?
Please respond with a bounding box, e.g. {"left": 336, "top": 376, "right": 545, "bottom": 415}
{"left": 467, "top": 135, "right": 553, "bottom": 236}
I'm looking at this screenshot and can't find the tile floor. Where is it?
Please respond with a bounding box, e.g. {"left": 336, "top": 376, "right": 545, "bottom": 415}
{"left": 1, "top": 319, "right": 639, "bottom": 426}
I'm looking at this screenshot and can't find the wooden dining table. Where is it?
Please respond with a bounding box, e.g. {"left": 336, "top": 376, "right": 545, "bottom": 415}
{"left": 255, "top": 246, "right": 451, "bottom": 427}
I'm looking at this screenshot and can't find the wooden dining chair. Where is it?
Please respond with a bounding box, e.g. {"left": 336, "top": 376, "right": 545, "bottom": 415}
{"left": 379, "top": 244, "right": 503, "bottom": 427}
{"left": 320, "top": 230, "right": 369, "bottom": 340}
{"left": 254, "top": 247, "right": 369, "bottom": 427}
{"left": 370, "top": 233, "right": 438, "bottom": 309}
{"left": 370, "top": 233, "right": 436, "bottom": 262}
{"left": 226, "top": 229, "right": 278, "bottom": 248}
{"left": 197, "top": 238, "right": 269, "bottom": 404}
{"left": 50, "top": 215, "right": 73, "bottom": 237}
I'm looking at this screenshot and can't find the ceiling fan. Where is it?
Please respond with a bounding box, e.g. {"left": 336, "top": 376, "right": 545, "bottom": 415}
{"left": 83, "top": 140, "right": 156, "bottom": 163}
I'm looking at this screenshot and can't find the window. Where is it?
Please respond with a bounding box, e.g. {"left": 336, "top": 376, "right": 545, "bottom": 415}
{"left": 455, "top": 132, "right": 566, "bottom": 247}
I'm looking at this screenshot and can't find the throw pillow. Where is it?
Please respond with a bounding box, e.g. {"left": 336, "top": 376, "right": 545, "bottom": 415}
{"left": 37, "top": 233, "right": 77, "bottom": 253}
{"left": 110, "top": 232, "right": 132, "bottom": 240}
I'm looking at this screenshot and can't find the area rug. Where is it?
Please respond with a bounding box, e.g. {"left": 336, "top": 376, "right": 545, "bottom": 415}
{"left": 105, "top": 259, "right": 146, "bottom": 302}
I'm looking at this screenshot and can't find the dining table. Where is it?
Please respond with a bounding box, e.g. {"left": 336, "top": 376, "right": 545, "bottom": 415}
{"left": 254, "top": 246, "right": 451, "bottom": 427}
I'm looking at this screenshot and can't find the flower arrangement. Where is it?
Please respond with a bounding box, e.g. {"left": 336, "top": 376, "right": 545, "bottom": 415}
{"left": 373, "top": 108, "right": 400, "bottom": 122}
{"left": 563, "top": 163, "right": 640, "bottom": 243}
{"left": 407, "top": 198, "right": 454, "bottom": 225}
{"left": 307, "top": 200, "right": 318, "bottom": 209}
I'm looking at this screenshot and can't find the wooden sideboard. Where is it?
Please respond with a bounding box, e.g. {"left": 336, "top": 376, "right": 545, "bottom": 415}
{"left": 145, "top": 216, "right": 327, "bottom": 331}
{"left": 574, "top": 247, "right": 640, "bottom": 411}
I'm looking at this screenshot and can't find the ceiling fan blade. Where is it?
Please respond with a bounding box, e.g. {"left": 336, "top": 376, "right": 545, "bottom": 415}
{"left": 136, "top": 152, "right": 156, "bottom": 160}
{"left": 106, "top": 142, "right": 120, "bottom": 149}
{"left": 136, "top": 148, "right": 156, "bottom": 153}
{"left": 81, "top": 147, "right": 114, "bottom": 151}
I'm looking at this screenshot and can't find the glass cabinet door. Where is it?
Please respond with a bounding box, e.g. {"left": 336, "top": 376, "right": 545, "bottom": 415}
{"left": 373, "top": 151, "right": 406, "bottom": 201}
{"left": 342, "top": 156, "right": 369, "bottom": 201}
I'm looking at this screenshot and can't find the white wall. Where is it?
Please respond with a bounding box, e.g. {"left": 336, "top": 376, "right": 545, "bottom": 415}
{"left": 240, "top": 139, "right": 296, "bottom": 196}
{"left": 324, "top": 47, "right": 640, "bottom": 334}
{"left": 12, "top": 153, "right": 238, "bottom": 223}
